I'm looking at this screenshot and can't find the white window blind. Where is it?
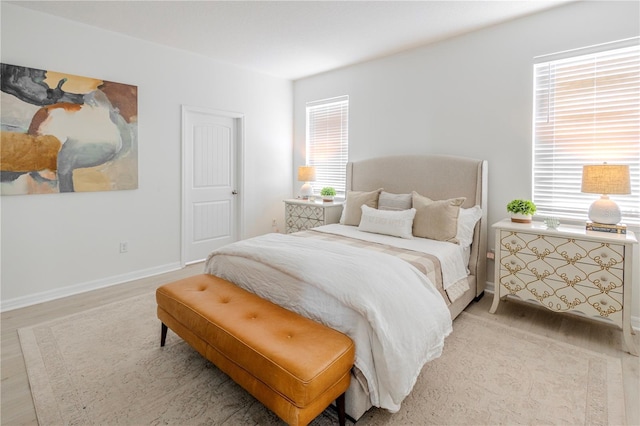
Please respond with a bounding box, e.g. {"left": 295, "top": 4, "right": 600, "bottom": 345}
{"left": 306, "top": 96, "right": 349, "bottom": 197}
{"left": 532, "top": 39, "right": 640, "bottom": 225}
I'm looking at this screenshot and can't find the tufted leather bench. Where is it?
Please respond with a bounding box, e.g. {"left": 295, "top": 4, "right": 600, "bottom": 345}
{"left": 156, "top": 274, "right": 355, "bottom": 426}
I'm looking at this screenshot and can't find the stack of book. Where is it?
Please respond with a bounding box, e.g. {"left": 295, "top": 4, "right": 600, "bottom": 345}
{"left": 586, "top": 222, "right": 627, "bottom": 234}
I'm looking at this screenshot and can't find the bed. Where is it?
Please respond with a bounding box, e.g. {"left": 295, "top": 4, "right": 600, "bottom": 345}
{"left": 204, "top": 154, "right": 488, "bottom": 421}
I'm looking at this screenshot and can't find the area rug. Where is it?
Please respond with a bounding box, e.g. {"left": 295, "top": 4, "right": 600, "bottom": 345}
{"left": 19, "top": 292, "right": 626, "bottom": 425}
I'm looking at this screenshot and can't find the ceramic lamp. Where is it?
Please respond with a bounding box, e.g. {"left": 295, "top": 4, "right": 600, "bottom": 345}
{"left": 297, "top": 166, "right": 316, "bottom": 199}
{"left": 581, "top": 163, "right": 630, "bottom": 225}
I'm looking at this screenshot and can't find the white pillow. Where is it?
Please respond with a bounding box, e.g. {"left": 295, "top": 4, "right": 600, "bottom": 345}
{"left": 358, "top": 205, "right": 416, "bottom": 239}
{"left": 456, "top": 205, "right": 482, "bottom": 247}
{"left": 378, "top": 191, "right": 412, "bottom": 211}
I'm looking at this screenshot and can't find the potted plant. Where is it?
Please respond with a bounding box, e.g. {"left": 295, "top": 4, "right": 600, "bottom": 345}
{"left": 507, "top": 199, "right": 536, "bottom": 223}
{"left": 320, "top": 187, "right": 336, "bottom": 202}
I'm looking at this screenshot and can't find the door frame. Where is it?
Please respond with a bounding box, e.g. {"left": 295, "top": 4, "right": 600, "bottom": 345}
{"left": 181, "top": 105, "right": 245, "bottom": 267}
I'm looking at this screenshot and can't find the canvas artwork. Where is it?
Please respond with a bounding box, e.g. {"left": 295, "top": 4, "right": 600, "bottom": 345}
{"left": 0, "top": 63, "right": 138, "bottom": 195}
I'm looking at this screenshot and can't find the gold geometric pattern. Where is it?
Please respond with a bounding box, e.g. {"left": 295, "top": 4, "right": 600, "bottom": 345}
{"left": 497, "top": 230, "right": 625, "bottom": 326}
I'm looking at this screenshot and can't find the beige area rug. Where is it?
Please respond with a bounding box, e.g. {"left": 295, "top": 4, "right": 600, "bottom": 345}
{"left": 19, "top": 292, "right": 625, "bottom": 425}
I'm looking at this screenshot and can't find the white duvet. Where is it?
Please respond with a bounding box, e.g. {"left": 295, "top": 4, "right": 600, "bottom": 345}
{"left": 205, "top": 232, "right": 453, "bottom": 412}
{"left": 314, "top": 223, "right": 469, "bottom": 290}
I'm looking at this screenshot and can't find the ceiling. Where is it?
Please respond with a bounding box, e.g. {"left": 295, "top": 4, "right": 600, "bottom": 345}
{"left": 9, "top": 0, "right": 572, "bottom": 80}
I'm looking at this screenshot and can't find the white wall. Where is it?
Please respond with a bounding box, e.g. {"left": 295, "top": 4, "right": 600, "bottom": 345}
{"left": 293, "top": 1, "right": 640, "bottom": 318}
{"left": 1, "top": 4, "right": 293, "bottom": 309}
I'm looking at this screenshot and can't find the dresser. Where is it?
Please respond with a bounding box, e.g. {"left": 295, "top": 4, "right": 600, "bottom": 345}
{"left": 284, "top": 199, "right": 343, "bottom": 233}
{"left": 490, "top": 218, "right": 638, "bottom": 355}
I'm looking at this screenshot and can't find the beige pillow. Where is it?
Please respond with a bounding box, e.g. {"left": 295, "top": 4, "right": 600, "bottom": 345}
{"left": 412, "top": 191, "right": 465, "bottom": 243}
{"left": 340, "top": 188, "right": 383, "bottom": 226}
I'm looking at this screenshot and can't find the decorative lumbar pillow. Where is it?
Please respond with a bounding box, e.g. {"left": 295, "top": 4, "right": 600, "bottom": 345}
{"left": 412, "top": 191, "right": 465, "bottom": 243}
{"left": 378, "top": 191, "right": 412, "bottom": 211}
{"left": 358, "top": 205, "right": 416, "bottom": 239}
{"left": 457, "top": 205, "right": 483, "bottom": 247}
{"left": 340, "top": 188, "right": 383, "bottom": 226}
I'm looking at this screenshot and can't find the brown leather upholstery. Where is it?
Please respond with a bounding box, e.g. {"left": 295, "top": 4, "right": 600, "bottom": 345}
{"left": 156, "top": 274, "right": 355, "bottom": 425}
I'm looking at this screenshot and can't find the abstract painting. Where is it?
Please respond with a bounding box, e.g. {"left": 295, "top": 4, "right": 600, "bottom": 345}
{"left": 0, "top": 64, "right": 138, "bottom": 195}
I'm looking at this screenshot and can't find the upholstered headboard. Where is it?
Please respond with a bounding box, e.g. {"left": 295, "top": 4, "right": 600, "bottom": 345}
{"left": 346, "top": 155, "right": 488, "bottom": 297}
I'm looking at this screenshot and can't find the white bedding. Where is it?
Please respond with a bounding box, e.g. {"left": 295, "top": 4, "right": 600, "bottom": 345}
{"left": 205, "top": 232, "right": 453, "bottom": 412}
{"left": 315, "top": 223, "right": 469, "bottom": 289}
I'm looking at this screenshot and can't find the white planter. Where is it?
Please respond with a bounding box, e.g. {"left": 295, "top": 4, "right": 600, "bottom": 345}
{"left": 510, "top": 213, "right": 532, "bottom": 223}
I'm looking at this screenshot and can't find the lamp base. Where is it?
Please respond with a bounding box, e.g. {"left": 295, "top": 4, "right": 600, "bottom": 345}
{"left": 588, "top": 195, "right": 621, "bottom": 225}
{"left": 300, "top": 182, "right": 313, "bottom": 199}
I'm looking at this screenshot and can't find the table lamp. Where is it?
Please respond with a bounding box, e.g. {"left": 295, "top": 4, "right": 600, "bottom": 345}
{"left": 581, "top": 163, "right": 630, "bottom": 225}
{"left": 297, "top": 166, "right": 316, "bottom": 199}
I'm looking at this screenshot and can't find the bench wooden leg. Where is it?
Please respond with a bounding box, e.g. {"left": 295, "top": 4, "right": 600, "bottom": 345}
{"left": 160, "top": 323, "right": 168, "bottom": 347}
{"left": 336, "top": 393, "right": 346, "bottom": 426}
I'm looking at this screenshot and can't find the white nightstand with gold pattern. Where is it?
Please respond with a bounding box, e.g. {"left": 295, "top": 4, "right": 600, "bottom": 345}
{"left": 284, "top": 199, "right": 343, "bottom": 233}
{"left": 490, "top": 218, "right": 638, "bottom": 356}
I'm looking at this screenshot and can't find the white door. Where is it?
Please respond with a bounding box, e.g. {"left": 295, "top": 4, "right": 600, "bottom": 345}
{"left": 182, "top": 106, "right": 241, "bottom": 264}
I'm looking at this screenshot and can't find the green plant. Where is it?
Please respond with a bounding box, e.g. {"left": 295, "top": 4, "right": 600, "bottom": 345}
{"left": 506, "top": 199, "right": 537, "bottom": 216}
{"left": 320, "top": 187, "right": 336, "bottom": 197}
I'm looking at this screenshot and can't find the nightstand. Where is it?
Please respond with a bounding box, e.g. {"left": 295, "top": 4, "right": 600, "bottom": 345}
{"left": 284, "top": 199, "right": 343, "bottom": 233}
{"left": 490, "top": 218, "right": 638, "bottom": 356}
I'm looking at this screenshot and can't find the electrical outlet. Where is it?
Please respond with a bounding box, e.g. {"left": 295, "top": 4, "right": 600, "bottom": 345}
{"left": 486, "top": 249, "right": 495, "bottom": 260}
{"left": 120, "top": 241, "right": 129, "bottom": 253}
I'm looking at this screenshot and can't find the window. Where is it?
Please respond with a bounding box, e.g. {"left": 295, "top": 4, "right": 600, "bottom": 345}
{"left": 306, "top": 96, "right": 349, "bottom": 197}
{"left": 532, "top": 38, "right": 640, "bottom": 225}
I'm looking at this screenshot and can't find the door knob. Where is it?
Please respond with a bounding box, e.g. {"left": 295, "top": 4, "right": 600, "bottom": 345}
{"left": 232, "top": 190, "right": 238, "bottom": 195}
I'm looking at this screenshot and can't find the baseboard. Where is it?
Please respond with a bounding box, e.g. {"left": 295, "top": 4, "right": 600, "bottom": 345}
{"left": 1, "top": 262, "right": 182, "bottom": 312}
{"left": 484, "top": 281, "right": 640, "bottom": 332}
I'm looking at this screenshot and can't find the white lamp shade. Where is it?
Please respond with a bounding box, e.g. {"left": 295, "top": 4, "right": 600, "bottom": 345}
{"left": 581, "top": 164, "right": 630, "bottom": 195}
{"left": 297, "top": 166, "right": 316, "bottom": 182}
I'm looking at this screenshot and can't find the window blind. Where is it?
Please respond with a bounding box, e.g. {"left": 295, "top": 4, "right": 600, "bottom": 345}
{"left": 532, "top": 39, "right": 640, "bottom": 225}
{"left": 306, "top": 96, "right": 349, "bottom": 197}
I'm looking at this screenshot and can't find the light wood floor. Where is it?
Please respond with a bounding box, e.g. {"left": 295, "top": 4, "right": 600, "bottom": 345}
{"left": 1, "top": 263, "right": 204, "bottom": 425}
{"left": 2, "top": 267, "right": 639, "bottom": 425}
